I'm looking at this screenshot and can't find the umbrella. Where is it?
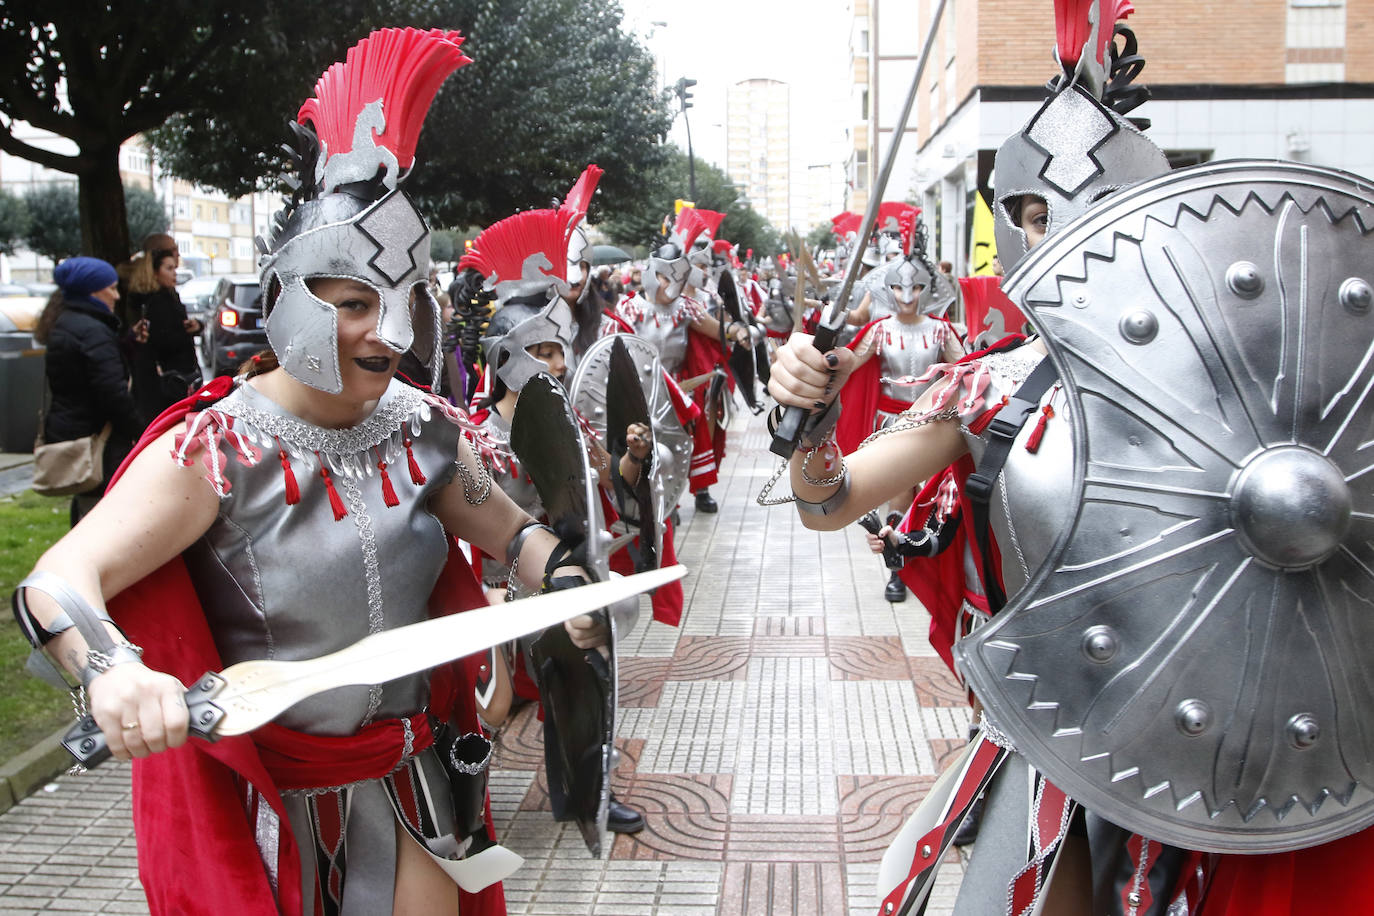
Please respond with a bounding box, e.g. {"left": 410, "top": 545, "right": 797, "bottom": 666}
{"left": 591, "top": 244, "right": 633, "bottom": 266}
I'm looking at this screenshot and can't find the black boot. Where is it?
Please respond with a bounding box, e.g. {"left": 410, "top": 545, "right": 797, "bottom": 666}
{"left": 694, "top": 489, "right": 718, "bottom": 513}
{"left": 607, "top": 794, "right": 645, "bottom": 833}
{"left": 951, "top": 795, "right": 984, "bottom": 847}
{"left": 885, "top": 570, "right": 907, "bottom": 602}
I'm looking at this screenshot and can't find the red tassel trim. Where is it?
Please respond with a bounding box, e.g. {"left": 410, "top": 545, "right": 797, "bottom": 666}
{"left": 278, "top": 446, "right": 300, "bottom": 506}
{"left": 319, "top": 461, "right": 348, "bottom": 521}
{"left": 1026, "top": 404, "right": 1055, "bottom": 453}
{"left": 404, "top": 437, "right": 427, "bottom": 485}
{"left": 378, "top": 458, "right": 400, "bottom": 507}
{"left": 968, "top": 396, "right": 1009, "bottom": 435}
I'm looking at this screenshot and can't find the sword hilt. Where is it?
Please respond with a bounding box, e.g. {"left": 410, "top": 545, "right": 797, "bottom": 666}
{"left": 769, "top": 301, "right": 847, "bottom": 458}
{"left": 857, "top": 511, "right": 905, "bottom": 571}
{"left": 63, "top": 671, "right": 228, "bottom": 768}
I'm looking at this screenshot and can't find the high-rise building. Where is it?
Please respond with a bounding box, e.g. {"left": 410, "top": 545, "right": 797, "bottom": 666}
{"left": 726, "top": 78, "right": 792, "bottom": 230}
{"left": 849, "top": 0, "right": 1374, "bottom": 275}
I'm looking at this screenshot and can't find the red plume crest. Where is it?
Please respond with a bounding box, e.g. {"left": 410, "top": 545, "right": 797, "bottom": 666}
{"left": 897, "top": 209, "right": 920, "bottom": 256}
{"left": 560, "top": 164, "right": 603, "bottom": 221}
{"left": 1055, "top": 0, "right": 1135, "bottom": 67}
{"left": 458, "top": 209, "right": 570, "bottom": 289}
{"left": 711, "top": 238, "right": 733, "bottom": 254}
{"left": 297, "top": 28, "right": 471, "bottom": 172}
{"left": 875, "top": 201, "right": 920, "bottom": 234}
{"left": 674, "top": 207, "right": 726, "bottom": 248}
{"left": 831, "top": 211, "right": 863, "bottom": 240}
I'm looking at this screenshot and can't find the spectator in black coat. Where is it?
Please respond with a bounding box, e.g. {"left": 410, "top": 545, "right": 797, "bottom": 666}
{"left": 125, "top": 248, "right": 202, "bottom": 423}
{"left": 35, "top": 257, "right": 145, "bottom": 524}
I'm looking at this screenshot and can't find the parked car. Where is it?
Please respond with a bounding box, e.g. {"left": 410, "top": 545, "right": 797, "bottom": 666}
{"left": 203, "top": 276, "right": 266, "bottom": 378}
{"left": 177, "top": 276, "right": 221, "bottom": 327}
{"left": 22, "top": 282, "right": 57, "bottom": 298}
{"left": 0, "top": 283, "right": 31, "bottom": 297}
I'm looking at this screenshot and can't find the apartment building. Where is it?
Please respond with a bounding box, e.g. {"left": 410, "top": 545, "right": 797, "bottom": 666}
{"left": 849, "top": 0, "right": 1374, "bottom": 274}
{"left": 1, "top": 128, "right": 276, "bottom": 283}
{"left": 726, "top": 78, "right": 794, "bottom": 230}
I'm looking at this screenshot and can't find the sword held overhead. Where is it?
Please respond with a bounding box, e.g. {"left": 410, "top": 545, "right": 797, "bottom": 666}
{"left": 769, "top": 0, "right": 951, "bottom": 458}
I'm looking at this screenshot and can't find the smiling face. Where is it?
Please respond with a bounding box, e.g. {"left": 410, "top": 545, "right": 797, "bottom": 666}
{"left": 306, "top": 277, "right": 403, "bottom": 402}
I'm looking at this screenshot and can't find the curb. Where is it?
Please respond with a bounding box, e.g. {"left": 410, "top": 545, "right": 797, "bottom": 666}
{"left": 0, "top": 725, "right": 71, "bottom": 813}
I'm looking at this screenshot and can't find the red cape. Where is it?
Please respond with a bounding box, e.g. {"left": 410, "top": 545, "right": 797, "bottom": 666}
{"left": 895, "top": 455, "right": 990, "bottom": 678}
{"left": 105, "top": 379, "right": 505, "bottom": 916}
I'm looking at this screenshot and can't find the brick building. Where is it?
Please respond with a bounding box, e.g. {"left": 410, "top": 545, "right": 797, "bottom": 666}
{"left": 848, "top": 0, "right": 1374, "bottom": 275}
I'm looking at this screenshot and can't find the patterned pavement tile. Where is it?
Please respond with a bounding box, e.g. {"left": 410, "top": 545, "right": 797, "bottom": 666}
{"left": 726, "top": 815, "right": 842, "bottom": 862}
{"left": 666, "top": 637, "right": 751, "bottom": 681}
{"left": 618, "top": 681, "right": 747, "bottom": 773}
{"left": 718, "top": 861, "right": 847, "bottom": 916}
{"left": 909, "top": 655, "right": 969, "bottom": 707}
{"left": 831, "top": 680, "right": 939, "bottom": 775}
{"left": 0, "top": 409, "right": 988, "bottom": 915}
{"left": 829, "top": 636, "right": 913, "bottom": 681}
{"left": 619, "top": 657, "right": 673, "bottom": 707}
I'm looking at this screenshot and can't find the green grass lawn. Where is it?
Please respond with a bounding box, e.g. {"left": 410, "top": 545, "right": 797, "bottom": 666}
{"left": 0, "top": 490, "right": 76, "bottom": 761}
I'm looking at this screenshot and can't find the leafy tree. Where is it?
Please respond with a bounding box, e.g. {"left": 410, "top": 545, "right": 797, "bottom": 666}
{"left": 22, "top": 183, "right": 80, "bottom": 264}
{"left": 124, "top": 184, "right": 169, "bottom": 248}
{"left": 0, "top": 2, "right": 412, "bottom": 265}
{"left": 148, "top": 0, "right": 674, "bottom": 231}
{"left": 0, "top": 189, "right": 30, "bottom": 256}
{"left": 806, "top": 222, "right": 835, "bottom": 250}
{"left": 430, "top": 229, "right": 457, "bottom": 266}
{"left": 600, "top": 147, "right": 781, "bottom": 257}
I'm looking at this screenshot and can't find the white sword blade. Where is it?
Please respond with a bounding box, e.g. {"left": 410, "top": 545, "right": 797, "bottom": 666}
{"left": 208, "top": 565, "right": 686, "bottom": 736}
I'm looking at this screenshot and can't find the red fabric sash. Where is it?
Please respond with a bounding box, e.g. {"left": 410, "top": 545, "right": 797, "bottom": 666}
{"left": 254, "top": 713, "right": 436, "bottom": 792}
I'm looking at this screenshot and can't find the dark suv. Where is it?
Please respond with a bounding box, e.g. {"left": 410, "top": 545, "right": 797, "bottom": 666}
{"left": 203, "top": 276, "right": 266, "bottom": 378}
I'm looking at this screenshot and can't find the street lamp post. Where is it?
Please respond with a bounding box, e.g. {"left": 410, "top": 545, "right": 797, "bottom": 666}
{"left": 674, "top": 77, "right": 698, "bottom": 201}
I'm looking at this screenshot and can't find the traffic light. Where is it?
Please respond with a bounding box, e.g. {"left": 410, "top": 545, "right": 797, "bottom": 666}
{"left": 674, "top": 77, "right": 696, "bottom": 110}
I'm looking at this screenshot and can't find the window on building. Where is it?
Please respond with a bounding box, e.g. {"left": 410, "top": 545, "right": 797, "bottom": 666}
{"left": 1286, "top": 0, "right": 1345, "bottom": 82}
{"left": 945, "top": 0, "right": 957, "bottom": 64}
{"left": 174, "top": 197, "right": 190, "bottom": 219}
{"left": 859, "top": 29, "right": 869, "bottom": 53}
{"left": 861, "top": 90, "right": 869, "bottom": 120}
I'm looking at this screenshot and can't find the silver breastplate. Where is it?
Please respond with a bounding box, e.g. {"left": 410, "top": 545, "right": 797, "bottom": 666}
{"left": 181, "top": 378, "right": 460, "bottom": 734}
{"left": 958, "top": 348, "right": 1072, "bottom": 597}
{"left": 627, "top": 298, "right": 690, "bottom": 375}
{"left": 878, "top": 318, "right": 946, "bottom": 404}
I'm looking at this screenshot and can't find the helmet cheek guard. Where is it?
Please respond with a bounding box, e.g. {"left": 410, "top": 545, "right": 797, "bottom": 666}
{"left": 992, "top": 86, "right": 1169, "bottom": 275}
{"left": 262, "top": 190, "right": 438, "bottom": 394}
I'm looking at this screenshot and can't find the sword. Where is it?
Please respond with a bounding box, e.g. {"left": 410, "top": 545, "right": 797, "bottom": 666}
{"left": 64, "top": 565, "right": 687, "bottom": 767}
{"left": 770, "top": 0, "right": 950, "bottom": 458}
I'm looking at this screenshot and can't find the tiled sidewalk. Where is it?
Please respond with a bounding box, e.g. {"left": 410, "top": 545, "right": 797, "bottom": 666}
{"left": 0, "top": 409, "right": 970, "bottom": 914}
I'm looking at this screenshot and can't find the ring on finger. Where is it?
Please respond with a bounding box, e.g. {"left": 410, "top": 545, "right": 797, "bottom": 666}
{"left": 122, "top": 721, "right": 140, "bottom": 730}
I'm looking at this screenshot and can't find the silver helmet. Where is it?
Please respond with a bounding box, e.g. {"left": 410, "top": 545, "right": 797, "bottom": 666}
{"left": 991, "top": 5, "right": 1168, "bottom": 275}
{"left": 479, "top": 296, "right": 576, "bottom": 393}
{"left": 885, "top": 256, "right": 933, "bottom": 311}
{"left": 257, "top": 28, "right": 471, "bottom": 394}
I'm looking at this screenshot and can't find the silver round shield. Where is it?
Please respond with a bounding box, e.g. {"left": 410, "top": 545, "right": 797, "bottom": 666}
{"left": 569, "top": 334, "right": 692, "bottom": 523}
{"left": 956, "top": 159, "right": 1374, "bottom": 853}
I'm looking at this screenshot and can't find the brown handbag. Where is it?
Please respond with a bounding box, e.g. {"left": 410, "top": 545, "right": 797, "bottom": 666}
{"left": 31, "top": 422, "right": 111, "bottom": 496}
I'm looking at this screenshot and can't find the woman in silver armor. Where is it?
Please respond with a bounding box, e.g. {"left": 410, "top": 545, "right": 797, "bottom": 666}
{"left": 11, "top": 28, "right": 602, "bottom": 916}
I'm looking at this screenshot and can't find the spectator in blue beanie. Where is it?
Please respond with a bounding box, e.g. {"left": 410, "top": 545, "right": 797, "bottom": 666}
{"left": 35, "top": 256, "right": 145, "bottom": 524}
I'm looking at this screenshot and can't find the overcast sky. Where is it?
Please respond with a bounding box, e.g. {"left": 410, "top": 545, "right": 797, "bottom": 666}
{"left": 618, "top": 0, "right": 852, "bottom": 171}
